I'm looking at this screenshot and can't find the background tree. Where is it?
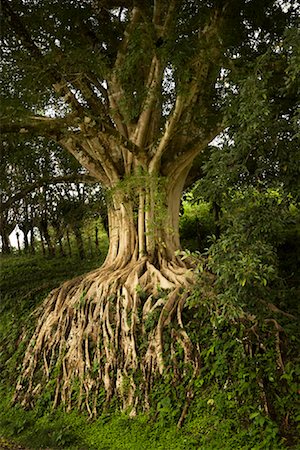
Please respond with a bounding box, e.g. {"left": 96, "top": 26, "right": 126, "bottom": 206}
{"left": 0, "top": 0, "right": 297, "bottom": 414}
{"left": 0, "top": 135, "right": 99, "bottom": 254}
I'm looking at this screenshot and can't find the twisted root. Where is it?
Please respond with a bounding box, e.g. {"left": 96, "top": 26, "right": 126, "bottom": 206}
{"left": 14, "top": 257, "right": 200, "bottom": 417}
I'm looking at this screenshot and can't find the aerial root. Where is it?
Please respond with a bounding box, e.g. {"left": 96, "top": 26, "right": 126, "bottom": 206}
{"left": 14, "top": 258, "right": 199, "bottom": 417}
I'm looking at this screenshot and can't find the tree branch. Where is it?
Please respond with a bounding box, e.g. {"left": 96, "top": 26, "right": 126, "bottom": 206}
{"left": 0, "top": 114, "right": 78, "bottom": 137}
{"left": 133, "top": 55, "right": 163, "bottom": 149}
{"left": 60, "top": 137, "right": 111, "bottom": 186}
{"left": 1, "top": 174, "right": 97, "bottom": 212}
{"left": 163, "top": 123, "right": 225, "bottom": 179}
{"left": 107, "top": 7, "right": 141, "bottom": 138}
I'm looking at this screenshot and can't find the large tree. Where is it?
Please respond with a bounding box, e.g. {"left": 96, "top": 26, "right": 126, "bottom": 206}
{"left": 0, "top": 0, "right": 296, "bottom": 414}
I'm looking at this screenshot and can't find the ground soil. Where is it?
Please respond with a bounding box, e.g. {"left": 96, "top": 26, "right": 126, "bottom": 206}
{"left": 0, "top": 437, "right": 29, "bottom": 450}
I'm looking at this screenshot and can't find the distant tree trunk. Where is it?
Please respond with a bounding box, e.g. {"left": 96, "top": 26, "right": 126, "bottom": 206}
{"left": 23, "top": 232, "right": 29, "bottom": 252}
{"left": 66, "top": 228, "right": 72, "bottom": 256}
{"left": 73, "top": 225, "right": 85, "bottom": 259}
{"left": 19, "top": 224, "right": 30, "bottom": 253}
{"left": 95, "top": 225, "right": 99, "bottom": 250}
{"left": 40, "top": 219, "right": 55, "bottom": 256}
{"left": 1, "top": 230, "right": 11, "bottom": 254}
{"left": 16, "top": 231, "right": 21, "bottom": 253}
{"left": 30, "top": 225, "right": 35, "bottom": 254}
{"left": 58, "top": 236, "right": 65, "bottom": 256}
{"left": 38, "top": 227, "right": 46, "bottom": 256}
{"left": 102, "top": 215, "right": 109, "bottom": 234}
{"left": 53, "top": 222, "right": 65, "bottom": 256}
{"left": 0, "top": 213, "right": 15, "bottom": 254}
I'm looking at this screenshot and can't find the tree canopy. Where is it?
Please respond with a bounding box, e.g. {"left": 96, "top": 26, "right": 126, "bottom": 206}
{"left": 1, "top": 0, "right": 297, "bottom": 179}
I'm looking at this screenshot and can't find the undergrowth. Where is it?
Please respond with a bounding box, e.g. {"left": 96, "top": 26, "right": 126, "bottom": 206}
{"left": 0, "top": 239, "right": 299, "bottom": 449}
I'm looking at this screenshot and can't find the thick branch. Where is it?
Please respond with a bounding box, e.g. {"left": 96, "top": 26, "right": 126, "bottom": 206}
{"left": 149, "top": 94, "right": 186, "bottom": 174}
{"left": 107, "top": 7, "right": 141, "bottom": 138}
{"left": 101, "top": 124, "right": 149, "bottom": 166}
{"left": 133, "top": 56, "right": 163, "bottom": 149}
{"left": 60, "top": 137, "right": 111, "bottom": 186}
{"left": 163, "top": 123, "right": 225, "bottom": 179}
{"left": 1, "top": 174, "right": 96, "bottom": 212}
{"left": 0, "top": 114, "right": 78, "bottom": 137}
{"left": 81, "top": 136, "right": 120, "bottom": 185}
{"left": 153, "top": 0, "right": 177, "bottom": 34}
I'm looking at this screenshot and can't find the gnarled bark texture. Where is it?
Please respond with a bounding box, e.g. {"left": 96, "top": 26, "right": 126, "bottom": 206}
{"left": 14, "top": 171, "right": 200, "bottom": 416}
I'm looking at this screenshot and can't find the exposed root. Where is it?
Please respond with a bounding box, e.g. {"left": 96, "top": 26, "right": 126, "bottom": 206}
{"left": 14, "top": 257, "right": 200, "bottom": 416}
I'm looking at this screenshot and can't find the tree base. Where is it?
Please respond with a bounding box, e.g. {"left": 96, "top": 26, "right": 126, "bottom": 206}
{"left": 14, "top": 257, "right": 200, "bottom": 417}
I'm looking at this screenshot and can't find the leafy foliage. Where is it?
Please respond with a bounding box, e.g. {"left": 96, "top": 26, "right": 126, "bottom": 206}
{"left": 180, "top": 194, "right": 215, "bottom": 252}
{"left": 185, "top": 264, "right": 300, "bottom": 449}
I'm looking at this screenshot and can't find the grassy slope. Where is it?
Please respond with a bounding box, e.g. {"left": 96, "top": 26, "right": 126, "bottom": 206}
{"left": 0, "top": 244, "right": 299, "bottom": 449}
{"left": 0, "top": 247, "right": 217, "bottom": 450}
{"left": 0, "top": 251, "right": 197, "bottom": 450}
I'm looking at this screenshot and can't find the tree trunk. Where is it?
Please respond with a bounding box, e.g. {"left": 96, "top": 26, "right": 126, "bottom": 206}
{"left": 66, "top": 228, "right": 72, "bottom": 256}
{"left": 19, "top": 225, "right": 30, "bottom": 253}
{"left": 0, "top": 214, "right": 15, "bottom": 254}
{"left": 40, "top": 219, "right": 55, "bottom": 257}
{"left": 16, "top": 232, "right": 21, "bottom": 253}
{"left": 15, "top": 171, "right": 199, "bottom": 416}
{"left": 24, "top": 232, "right": 29, "bottom": 252}
{"left": 73, "top": 225, "right": 85, "bottom": 260}
{"left": 1, "top": 230, "right": 11, "bottom": 254}
{"left": 95, "top": 226, "right": 99, "bottom": 251}
{"left": 30, "top": 225, "right": 35, "bottom": 254}
{"left": 38, "top": 227, "right": 46, "bottom": 256}
{"left": 53, "top": 223, "right": 65, "bottom": 257}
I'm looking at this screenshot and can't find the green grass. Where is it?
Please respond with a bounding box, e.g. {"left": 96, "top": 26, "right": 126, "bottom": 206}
{"left": 0, "top": 249, "right": 298, "bottom": 449}
{"left": 0, "top": 398, "right": 196, "bottom": 450}
{"left": 0, "top": 251, "right": 198, "bottom": 450}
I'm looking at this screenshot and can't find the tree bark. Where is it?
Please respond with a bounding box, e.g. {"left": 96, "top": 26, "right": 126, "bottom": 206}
{"left": 1, "top": 229, "right": 11, "bottom": 254}
{"left": 15, "top": 169, "right": 200, "bottom": 415}
{"left": 73, "top": 225, "right": 85, "bottom": 260}
{"left": 40, "top": 219, "right": 55, "bottom": 257}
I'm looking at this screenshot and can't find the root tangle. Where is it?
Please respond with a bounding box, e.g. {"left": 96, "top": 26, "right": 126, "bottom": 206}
{"left": 14, "top": 257, "right": 200, "bottom": 416}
